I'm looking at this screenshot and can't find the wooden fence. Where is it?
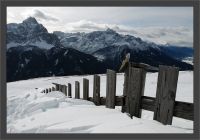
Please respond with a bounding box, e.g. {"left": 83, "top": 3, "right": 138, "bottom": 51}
{"left": 41, "top": 64, "right": 194, "bottom": 125}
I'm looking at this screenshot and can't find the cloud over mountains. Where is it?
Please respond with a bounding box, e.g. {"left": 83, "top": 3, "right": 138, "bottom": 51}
{"left": 7, "top": 7, "right": 193, "bottom": 47}
{"left": 63, "top": 20, "right": 192, "bottom": 47}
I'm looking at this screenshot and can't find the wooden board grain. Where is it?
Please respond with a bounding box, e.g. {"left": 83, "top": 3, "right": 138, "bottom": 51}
{"left": 153, "top": 65, "right": 179, "bottom": 125}
{"left": 106, "top": 69, "right": 116, "bottom": 109}
{"left": 83, "top": 78, "right": 89, "bottom": 100}
{"left": 126, "top": 67, "right": 146, "bottom": 118}
{"left": 75, "top": 81, "right": 80, "bottom": 99}
{"left": 64, "top": 85, "right": 67, "bottom": 96}
{"left": 93, "top": 75, "right": 100, "bottom": 105}
{"left": 56, "top": 85, "right": 59, "bottom": 91}
{"left": 88, "top": 96, "right": 193, "bottom": 121}
{"left": 121, "top": 66, "right": 130, "bottom": 113}
{"left": 68, "top": 83, "right": 72, "bottom": 98}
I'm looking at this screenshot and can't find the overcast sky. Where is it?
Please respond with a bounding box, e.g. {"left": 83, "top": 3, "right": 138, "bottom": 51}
{"left": 7, "top": 7, "right": 193, "bottom": 47}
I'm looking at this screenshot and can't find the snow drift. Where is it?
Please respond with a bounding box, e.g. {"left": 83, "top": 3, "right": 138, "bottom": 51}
{"left": 7, "top": 71, "right": 193, "bottom": 133}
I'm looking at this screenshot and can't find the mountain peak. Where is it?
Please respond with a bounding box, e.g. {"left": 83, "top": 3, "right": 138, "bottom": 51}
{"left": 105, "top": 28, "right": 117, "bottom": 34}
{"left": 23, "top": 17, "right": 38, "bottom": 25}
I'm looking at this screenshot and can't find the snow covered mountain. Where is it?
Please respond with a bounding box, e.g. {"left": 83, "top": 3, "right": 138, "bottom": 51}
{"left": 53, "top": 29, "right": 193, "bottom": 69}
{"left": 7, "top": 17, "right": 61, "bottom": 49}
{"left": 53, "top": 28, "right": 160, "bottom": 54}
{"left": 6, "top": 17, "right": 193, "bottom": 82}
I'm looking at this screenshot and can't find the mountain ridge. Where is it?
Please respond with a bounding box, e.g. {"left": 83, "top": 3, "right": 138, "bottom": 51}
{"left": 7, "top": 17, "right": 193, "bottom": 82}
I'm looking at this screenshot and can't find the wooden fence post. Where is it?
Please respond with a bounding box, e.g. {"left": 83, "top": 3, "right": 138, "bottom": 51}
{"left": 83, "top": 78, "right": 89, "bottom": 100}
{"left": 126, "top": 67, "right": 146, "bottom": 118}
{"left": 52, "top": 87, "right": 55, "bottom": 91}
{"left": 55, "top": 84, "right": 59, "bottom": 91}
{"left": 153, "top": 65, "right": 179, "bottom": 125}
{"left": 49, "top": 88, "right": 51, "bottom": 92}
{"left": 62, "top": 85, "right": 65, "bottom": 93}
{"left": 93, "top": 75, "right": 100, "bottom": 105}
{"left": 68, "top": 83, "right": 72, "bottom": 98}
{"left": 63, "top": 85, "right": 67, "bottom": 96}
{"left": 121, "top": 64, "right": 131, "bottom": 113}
{"left": 75, "top": 81, "right": 80, "bottom": 99}
{"left": 46, "top": 89, "right": 48, "bottom": 94}
{"left": 106, "top": 69, "right": 116, "bottom": 109}
{"left": 59, "top": 85, "right": 63, "bottom": 92}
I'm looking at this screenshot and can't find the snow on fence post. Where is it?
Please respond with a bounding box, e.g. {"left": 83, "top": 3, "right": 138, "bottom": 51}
{"left": 75, "top": 81, "right": 80, "bottom": 99}
{"left": 106, "top": 69, "right": 116, "bottom": 109}
{"left": 68, "top": 83, "right": 72, "bottom": 98}
{"left": 153, "top": 65, "right": 179, "bottom": 125}
{"left": 93, "top": 75, "right": 100, "bottom": 105}
{"left": 126, "top": 67, "right": 146, "bottom": 118}
{"left": 83, "top": 78, "right": 89, "bottom": 100}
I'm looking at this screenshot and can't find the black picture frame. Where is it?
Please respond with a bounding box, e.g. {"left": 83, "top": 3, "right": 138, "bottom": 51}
{"left": 0, "top": 0, "right": 199, "bottom": 140}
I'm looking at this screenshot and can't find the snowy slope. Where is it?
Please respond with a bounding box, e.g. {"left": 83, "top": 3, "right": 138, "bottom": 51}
{"left": 7, "top": 71, "right": 193, "bottom": 133}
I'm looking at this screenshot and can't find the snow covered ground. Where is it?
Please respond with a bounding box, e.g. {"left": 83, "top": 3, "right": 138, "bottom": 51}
{"left": 7, "top": 71, "right": 193, "bottom": 133}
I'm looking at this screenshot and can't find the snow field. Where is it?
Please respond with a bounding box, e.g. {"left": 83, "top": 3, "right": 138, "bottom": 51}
{"left": 7, "top": 71, "right": 193, "bottom": 133}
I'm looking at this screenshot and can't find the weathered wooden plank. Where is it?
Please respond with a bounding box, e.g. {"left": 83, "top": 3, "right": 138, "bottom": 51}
{"left": 88, "top": 96, "right": 124, "bottom": 106}
{"left": 129, "top": 62, "right": 158, "bottom": 72}
{"left": 119, "top": 62, "right": 158, "bottom": 72}
{"left": 126, "top": 67, "right": 146, "bottom": 118}
{"left": 119, "top": 54, "right": 130, "bottom": 72}
{"left": 102, "top": 96, "right": 124, "bottom": 106}
{"left": 46, "top": 89, "right": 48, "bottom": 94}
{"left": 52, "top": 83, "right": 60, "bottom": 91}
{"left": 121, "top": 65, "right": 130, "bottom": 113}
{"left": 153, "top": 65, "right": 179, "bottom": 125}
{"left": 63, "top": 85, "right": 67, "bottom": 96}
{"left": 141, "top": 96, "right": 155, "bottom": 112}
{"left": 106, "top": 69, "right": 116, "bottom": 109}
{"left": 62, "top": 85, "right": 65, "bottom": 93}
{"left": 75, "top": 81, "right": 80, "bottom": 99}
{"left": 93, "top": 75, "right": 100, "bottom": 105}
{"left": 68, "top": 83, "right": 72, "bottom": 98}
{"left": 49, "top": 88, "right": 51, "bottom": 92}
{"left": 59, "top": 85, "right": 62, "bottom": 92}
{"left": 173, "top": 101, "right": 194, "bottom": 121}
{"left": 52, "top": 87, "right": 55, "bottom": 91}
{"left": 83, "top": 78, "right": 89, "bottom": 100}
{"left": 141, "top": 96, "right": 193, "bottom": 120}
{"left": 88, "top": 96, "right": 193, "bottom": 120}
{"left": 55, "top": 85, "right": 59, "bottom": 91}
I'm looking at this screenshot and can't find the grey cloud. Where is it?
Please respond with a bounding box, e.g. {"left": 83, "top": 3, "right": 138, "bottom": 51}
{"left": 78, "top": 23, "right": 103, "bottom": 31}
{"left": 33, "top": 10, "right": 59, "bottom": 22}
{"left": 64, "top": 20, "right": 192, "bottom": 47}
